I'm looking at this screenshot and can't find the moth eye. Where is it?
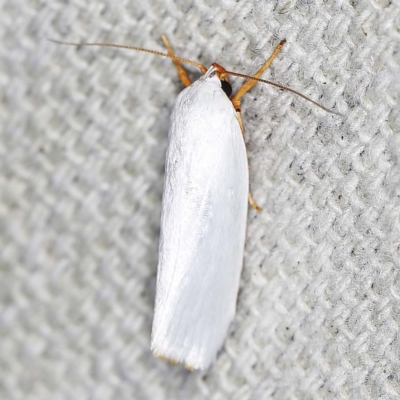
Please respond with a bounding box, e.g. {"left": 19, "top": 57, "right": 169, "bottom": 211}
{"left": 220, "top": 80, "right": 232, "bottom": 97}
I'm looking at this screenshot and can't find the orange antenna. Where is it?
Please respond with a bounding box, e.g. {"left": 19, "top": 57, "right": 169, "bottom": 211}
{"left": 47, "top": 38, "right": 342, "bottom": 116}
{"left": 46, "top": 38, "right": 208, "bottom": 74}
{"left": 225, "top": 69, "right": 342, "bottom": 116}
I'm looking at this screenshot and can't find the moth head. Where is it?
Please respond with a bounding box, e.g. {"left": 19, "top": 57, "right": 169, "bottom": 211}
{"left": 211, "top": 63, "right": 232, "bottom": 98}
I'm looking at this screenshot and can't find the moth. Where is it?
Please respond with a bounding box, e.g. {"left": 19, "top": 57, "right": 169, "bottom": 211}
{"left": 49, "top": 35, "right": 340, "bottom": 370}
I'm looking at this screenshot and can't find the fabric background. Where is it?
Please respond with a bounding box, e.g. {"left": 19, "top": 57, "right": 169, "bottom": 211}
{"left": 1, "top": 0, "right": 400, "bottom": 399}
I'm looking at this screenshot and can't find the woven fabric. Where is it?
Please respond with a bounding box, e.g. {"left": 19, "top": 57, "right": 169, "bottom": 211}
{"left": 1, "top": 1, "right": 400, "bottom": 399}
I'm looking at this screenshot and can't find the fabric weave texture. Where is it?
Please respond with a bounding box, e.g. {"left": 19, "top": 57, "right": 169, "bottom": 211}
{"left": 1, "top": 1, "right": 400, "bottom": 399}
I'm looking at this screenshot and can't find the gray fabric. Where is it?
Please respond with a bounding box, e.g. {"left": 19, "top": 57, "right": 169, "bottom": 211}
{"left": 1, "top": 1, "right": 400, "bottom": 399}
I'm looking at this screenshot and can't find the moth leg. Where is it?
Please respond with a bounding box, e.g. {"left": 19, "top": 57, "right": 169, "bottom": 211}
{"left": 232, "top": 39, "right": 287, "bottom": 136}
{"left": 232, "top": 40, "right": 286, "bottom": 213}
{"left": 234, "top": 99, "right": 262, "bottom": 212}
{"left": 232, "top": 39, "right": 286, "bottom": 104}
{"left": 161, "top": 34, "right": 192, "bottom": 87}
{"left": 236, "top": 108, "right": 246, "bottom": 138}
{"left": 249, "top": 192, "right": 262, "bottom": 212}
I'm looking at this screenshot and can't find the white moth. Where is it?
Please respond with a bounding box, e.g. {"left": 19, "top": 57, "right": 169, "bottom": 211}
{"left": 151, "top": 65, "right": 249, "bottom": 371}
{"left": 49, "top": 36, "right": 341, "bottom": 371}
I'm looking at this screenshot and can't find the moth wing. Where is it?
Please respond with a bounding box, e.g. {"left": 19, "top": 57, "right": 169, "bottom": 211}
{"left": 152, "top": 75, "right": 249, "bottom": 370}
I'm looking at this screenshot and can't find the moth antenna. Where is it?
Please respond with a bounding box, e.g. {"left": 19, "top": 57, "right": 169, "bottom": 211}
{"left": 46, "top": 38, "right": 208, "bottom": 73}
{"left": 225, "top": 70, "right": 343, "bottom": 116}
